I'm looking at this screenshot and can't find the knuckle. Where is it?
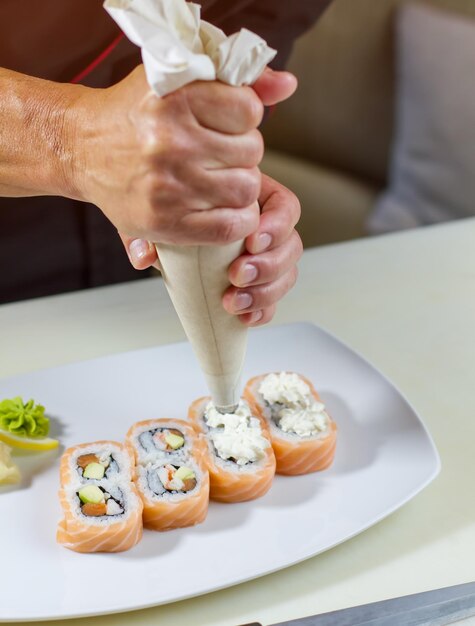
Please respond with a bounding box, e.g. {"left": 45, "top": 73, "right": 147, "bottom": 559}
{"left": 241, "top": 89, "right": 264, "bottom": 128}
{"left": 259, "top": 254, "right": 279, "bottom": 281}
{"left": 244, "top": 168, "right": 262, "bottom": 204}
{"left": 292, "top": 195, "right": 302, "bottom": 225}
{"left": 249, "top": 130, "right": 265, "bottom": 165}
{"left": 289, "top": 265, "right": 299, "bottom": 288}
{"left": 215, "top": 213, "right": 245, "bottom": 244}
{"left": 229, "top": 169, "right": 261, "bottom": 207}
{"left": 294, "top": 231, "right": 304, "bottom": 258}
{"left": 259, "top": 281, "right": 274, "bottom": 303}
{"left": 280, "top": 188, "right": 301, "bottom": 227}
{"left": 215, "top": 205, "right": 258, "bottom": 244}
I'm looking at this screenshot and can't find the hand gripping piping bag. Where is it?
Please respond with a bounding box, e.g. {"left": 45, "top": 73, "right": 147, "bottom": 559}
{"left": 104, "top": 0, "right": 276, "bottom": 411}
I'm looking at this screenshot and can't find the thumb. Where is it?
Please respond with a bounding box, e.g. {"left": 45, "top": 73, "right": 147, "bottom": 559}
{"left": 118, "top": 232, "right": 161, "bottom": 271}
{"left": 252, "top": 67, "right": 298, "bottom": 106}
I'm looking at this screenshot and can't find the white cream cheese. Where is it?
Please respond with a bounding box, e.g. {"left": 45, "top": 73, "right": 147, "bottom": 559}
{"left": 278, "top": 406, "right": 328, "bottom": 437}
{"left": 258, "top": 372, "right": 328, "bottom": 437}
{"left": 204, "top": 400, "right": 269, "bottom": 465}
{"left": 258, "top": 372, "right": 316, "bottom": 407}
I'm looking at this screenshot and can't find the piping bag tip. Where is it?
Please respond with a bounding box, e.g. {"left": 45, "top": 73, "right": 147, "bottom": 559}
{"left": 215, "top": 404, "right": 239, "bottom": 415}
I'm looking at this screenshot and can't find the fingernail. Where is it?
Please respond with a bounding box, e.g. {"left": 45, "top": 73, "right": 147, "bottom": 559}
{"left": 238, "top": 264, "right": 258, "bottom": 286}
{"left": 129, "top": 238, "right": 150, "bottom": 262}
{"left": 249, "top": 310, "right": 263, "bottom": 323}
{"left": 255, "top": 233, "right": 272, "bottom": 253}
{"left": 234, "top": 292, "right": 253, "bottom": 311}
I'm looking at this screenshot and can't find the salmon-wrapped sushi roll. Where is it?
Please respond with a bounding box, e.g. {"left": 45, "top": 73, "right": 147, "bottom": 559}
{"left": 243, "top": 372, "right": 337, "bottom": 476}
{"left": 57, "top": 481, "right": 143, "bottom": 553}
{"left": 57, "top": 441, "right": 143, "bottom": 553}
{"left": 126, "top": 419, "right": 209, "bottom": 531}
{"left": 59, "top": 440, "right": 134, "bottom": 487}
{"left": 188, "top": 398, "right": 276, "bottom": 503}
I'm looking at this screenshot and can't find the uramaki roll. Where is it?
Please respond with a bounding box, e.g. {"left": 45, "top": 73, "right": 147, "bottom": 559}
{"left": 243, "top": 372, "right": 337, "bottom": 476}
{"left": 126, "top": 419, "right": 209, "bottom": 531}
{"left": 59, "top": 440, "right": 134, "bottom": 487}
{"left": 188, "top": 398, "right": 276, "bottom": 503}
{"left": 57, "top": 441, "right": 143, "bottom": 553}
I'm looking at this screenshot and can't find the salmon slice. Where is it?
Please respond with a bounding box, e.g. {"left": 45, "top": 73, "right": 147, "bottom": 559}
{"left": 126, "top": 418, "right": 210, "bottom": 530}
{"left": 188, "top": 397, "right": 276, "bottom": 503}
{"left": 243, "top": 374, "right": 337, "bottom": 476}
{"left": 56, "top": 483, "right": 143, "bottom": 553}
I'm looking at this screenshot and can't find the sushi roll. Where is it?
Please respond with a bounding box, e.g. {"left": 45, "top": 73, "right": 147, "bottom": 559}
{"left": 188, "top": 398, "right": 276, "bottom": 503}
{"left": 59, "top": 440, "right": 134, "bottom": 487}
{"left": 126, "top": 419, "right": 209, "bottom": 531}
{"left": 243, "top": 372, "right": 337, "bottom": 476}
{"left": 57, "top": 441, "right": 143, "bottom": 553}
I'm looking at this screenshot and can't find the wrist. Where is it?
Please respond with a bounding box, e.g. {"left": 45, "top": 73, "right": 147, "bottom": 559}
{"left": 61, "top": 83, "right": 119, "bottom": 207}
{"left": 55, "top": 84, "right": 97, "bottom": 202}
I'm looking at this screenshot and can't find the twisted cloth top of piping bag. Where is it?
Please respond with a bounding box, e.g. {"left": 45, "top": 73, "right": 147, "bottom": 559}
{"left": 104, "top": 0, "right": 277, "bottom": 412}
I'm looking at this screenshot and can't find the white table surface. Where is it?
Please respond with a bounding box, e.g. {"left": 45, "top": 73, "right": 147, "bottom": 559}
{"left": 1, "top": 219, "right": 475, "bottom": 626}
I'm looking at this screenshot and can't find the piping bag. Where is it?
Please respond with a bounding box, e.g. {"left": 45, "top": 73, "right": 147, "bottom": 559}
{"left": 104, "top": 0, "right": 276, "bottom": 412}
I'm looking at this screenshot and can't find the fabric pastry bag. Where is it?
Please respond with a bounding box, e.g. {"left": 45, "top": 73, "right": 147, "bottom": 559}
{"left": 104, "top": 0, "right": 276, "bottom": 410}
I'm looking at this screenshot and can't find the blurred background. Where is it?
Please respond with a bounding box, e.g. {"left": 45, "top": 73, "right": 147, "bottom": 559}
{"left": 261, "top": 0, "right": 475, "bottom": 247}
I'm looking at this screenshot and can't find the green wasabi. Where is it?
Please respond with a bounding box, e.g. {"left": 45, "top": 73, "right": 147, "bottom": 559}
{"left": 0, "top": 397, "right": 49, "bottom": 438}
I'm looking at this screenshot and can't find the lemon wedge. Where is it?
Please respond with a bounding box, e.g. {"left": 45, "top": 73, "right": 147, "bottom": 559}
{"left": 0, "top": 429, "right": 59, "bottom": 451}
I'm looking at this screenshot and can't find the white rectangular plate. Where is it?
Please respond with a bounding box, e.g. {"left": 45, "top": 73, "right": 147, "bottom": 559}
{"left": 0, "top": 322, "right": 440, "bottom": 622}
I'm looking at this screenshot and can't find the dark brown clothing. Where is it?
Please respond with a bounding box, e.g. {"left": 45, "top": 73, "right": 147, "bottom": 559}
{"left": 0, "top": 1, "right": 331, "bottom": 303}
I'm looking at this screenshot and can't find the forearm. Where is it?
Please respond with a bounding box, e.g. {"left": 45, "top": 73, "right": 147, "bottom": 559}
{"left": 0, "top": 67, "right": 87, "bottom": 199}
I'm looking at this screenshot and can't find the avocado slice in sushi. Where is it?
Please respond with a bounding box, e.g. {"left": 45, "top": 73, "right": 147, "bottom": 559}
{"left": 165, "top": 433, "right": 185, "bottom": 449}
{"left": 83, "top": 462, "right": 105, "bottom": 479}
{"left": 78, "top": 485, "right": 105, "bottom": 504}
{"left": 174, "top": 466, "right": 195, "bottom": 481}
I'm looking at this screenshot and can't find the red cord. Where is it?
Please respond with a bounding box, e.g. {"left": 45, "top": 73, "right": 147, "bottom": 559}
{"left": 70, "top": 32, "right": 125, "bottom": 84}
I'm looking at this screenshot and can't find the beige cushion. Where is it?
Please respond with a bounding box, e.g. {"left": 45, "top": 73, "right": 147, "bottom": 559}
{"left": 263, "top": 0, "right": 475, "bottom": 187}
{"left": 261, "top": 150, "right": 378, "bottom": 247}
{"left": 369, "top": 3, "right": 475, "bottom": 233}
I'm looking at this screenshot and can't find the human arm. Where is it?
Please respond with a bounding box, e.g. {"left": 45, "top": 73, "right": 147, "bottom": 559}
{"left": 0, "top": 64, "right": 265, "bottom": 244}
{"left": 0, "top": 67, "right": 84, "bottom": 198}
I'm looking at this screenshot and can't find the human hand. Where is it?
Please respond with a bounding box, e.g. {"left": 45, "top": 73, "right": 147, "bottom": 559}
{"left": 222, "top": 173, "right": 302, "bottom": 326}
{"left": 123, "top": 173, "right": 302, "bottom": 326}
{"left": 71, "top": 65, "right": 267, "bottom": 244}
{"left": 116, "top": 65, "right": 297, "bottom": 256}
{"left": 118, "top": 68, "right": 301, "bottom": 326}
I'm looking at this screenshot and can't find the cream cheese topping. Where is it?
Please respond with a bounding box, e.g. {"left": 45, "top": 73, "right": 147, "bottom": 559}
{"left": 278, "top": 405, "right": 328, "bottom": 437}
{"left": 258, "top": 372, "right": 317, "bottom": 408}
{"left": 258, "top": 372, "right": 328, "bottom": 437}
{"left": 204, "top": 400, "right": 269, "bottom": 465}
